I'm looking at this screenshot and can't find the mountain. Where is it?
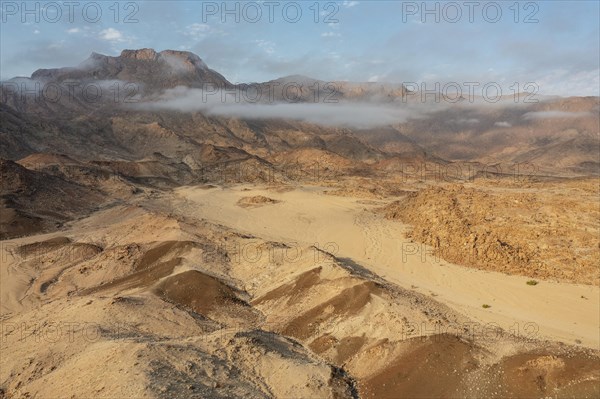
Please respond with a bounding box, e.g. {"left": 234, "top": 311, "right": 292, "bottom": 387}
{"left": 396, "top": 96, "right": 600, "bottom": 173}
{"left": 0, "top": 48, "right": 598, "bottom": 176}
{"left": 2, "top": 49, "right": 600, "bottom": 399}
{"left": 258, "top": 75, "right": 409, "bottom": 103}
{"left": 0, "top": 158, "right": 106, "bottom": 239}
{"left": 31, "top": 48, "right": 233, "bottom": 92}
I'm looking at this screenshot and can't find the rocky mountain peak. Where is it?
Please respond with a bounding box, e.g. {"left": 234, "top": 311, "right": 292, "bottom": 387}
{"left": 120, "top": 48, "right": 159, "bottom": 61}
{"left": 158, "top": 50, "right": 208, "bottom": 72}
{"left": 26, "top": 49, "right": 232, "bottom": 92}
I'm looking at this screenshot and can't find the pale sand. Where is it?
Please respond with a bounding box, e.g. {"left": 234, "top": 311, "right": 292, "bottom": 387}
{"left": 177, "top": 184, "right": 600, "bottom": 349}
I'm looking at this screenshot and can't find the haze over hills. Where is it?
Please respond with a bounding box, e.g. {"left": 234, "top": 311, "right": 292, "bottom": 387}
{"left": 2, "top": 48, "right": 598, "bottom": 163}
{"left": 1, "top": 49, "right": 599, "bottom": 398}
{"left": 1, "top": 48, "right": 598, "bottom": 245}
{"left": 31, "top": 49, "right": 233, "bottom": 92}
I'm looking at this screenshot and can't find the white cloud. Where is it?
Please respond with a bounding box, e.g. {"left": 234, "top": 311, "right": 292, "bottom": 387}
{"left": 48, "top": 41, "right": 65, "bottom": 50}
{"left": 99, "top": 28, "right": 124, "bottom": 42}
{"left": 522, "top": 111, "right": 592, "bottom": 120}
{"left": 342, "top": 1, "right": 359, "bottom": 7}
{"left": 321, "top": 32, "right": 341, "bottom": 38}
{"left": 368, "top": 75, "right": 379, "bottom": 82}
{"left": 535, "top": 68, "right": 600, "bottom": 97}
{"left": 255, "top": 39, "right": 275, "bottom": 54}
{"left": 33, "top": 29, "right": 40, "bottom": 34}
{"left": 184, "top": 23, "right": 211, "bottom": 40}
{"left": 451, "top": 118, "right": 479, "bottom": 125}
{"left": 67, "top": 28, "right": 80, "bottom": 34}
{"left": 494, "top": 121, "right": 512, "bottom": 128}
{"left": 132, "top": 86, "right": 454, "bottom": 128}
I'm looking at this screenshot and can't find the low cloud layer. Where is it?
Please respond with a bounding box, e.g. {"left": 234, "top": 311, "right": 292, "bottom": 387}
{"left": 130, "top": 86, "right": 588, "bottom": 128}
{"left": 522, "top": 111, "right": 592, "bottom": 120}
{"left": 131, "top": 86, "right": 451, "bottom": 127}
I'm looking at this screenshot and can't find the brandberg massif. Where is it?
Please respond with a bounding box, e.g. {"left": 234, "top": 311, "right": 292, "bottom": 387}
{"left": 0, "top": 33, "right": 599, "bottom": 399}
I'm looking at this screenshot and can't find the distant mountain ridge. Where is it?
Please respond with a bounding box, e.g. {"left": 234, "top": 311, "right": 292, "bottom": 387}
{"left": 7, "top": 48, "right": 410, "bottom": 103}
{"left": 0, "top": 48, "right": 598, "bottom": 241}
{"left": 0, "top": 48, "right": 598, "bottom": 176}
{"left": 28, "top": 48, "right": 233, "bottom": 92}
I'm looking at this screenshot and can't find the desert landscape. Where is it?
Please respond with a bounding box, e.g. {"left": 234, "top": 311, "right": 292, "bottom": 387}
{"left": 1, "top": 2, "right": 599, "bottom": 398}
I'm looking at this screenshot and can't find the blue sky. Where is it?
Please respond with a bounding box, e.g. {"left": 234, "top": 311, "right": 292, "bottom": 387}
{"left": 1, "top": 1, "right": 599, "bottom": 95}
